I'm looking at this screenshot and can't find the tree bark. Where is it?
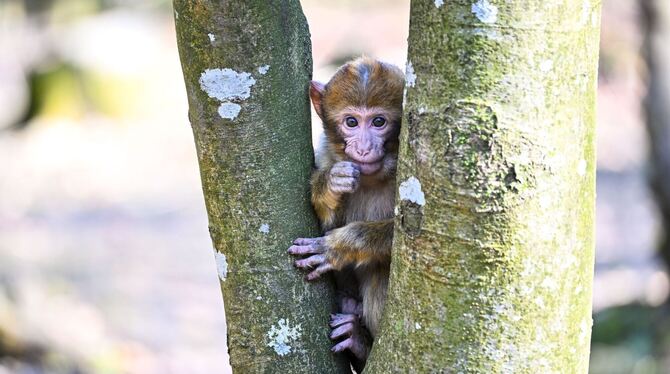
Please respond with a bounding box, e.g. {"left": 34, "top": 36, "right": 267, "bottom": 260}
{"left": 173, "top": 1, "right": 348, "bottom": 372}
{"left": 641, "top": 0, "right": 670, "bottom": 276}
{"left": 366, "top": 1, "right": 602, "bottom": 372}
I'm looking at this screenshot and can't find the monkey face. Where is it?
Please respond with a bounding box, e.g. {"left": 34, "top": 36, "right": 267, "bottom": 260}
{"left": 336, "top": 106, "right": 398, "bottom": 175}
{"left": 309, "top": 57, "right": 405, "bottom": 176}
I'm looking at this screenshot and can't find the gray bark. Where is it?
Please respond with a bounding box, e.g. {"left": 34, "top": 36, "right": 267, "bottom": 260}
{"left": 366, "top": 1, "right": 602, "bottom": 372}
{"left": 173, "top": 1, "right": 348, "bottom": 372}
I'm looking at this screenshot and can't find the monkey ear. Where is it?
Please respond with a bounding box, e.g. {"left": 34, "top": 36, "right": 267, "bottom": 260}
{"left": 309, "top": 81, "right": 326, "bottom": 119}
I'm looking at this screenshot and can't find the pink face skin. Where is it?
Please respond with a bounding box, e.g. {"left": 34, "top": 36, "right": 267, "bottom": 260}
{"left": 337, "top": 106, "right": 396, "bottom": 175}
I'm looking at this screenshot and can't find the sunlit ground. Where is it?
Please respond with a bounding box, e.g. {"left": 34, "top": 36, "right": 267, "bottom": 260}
{"left": 0, "top": 0, "right": 667, "bottom": 373}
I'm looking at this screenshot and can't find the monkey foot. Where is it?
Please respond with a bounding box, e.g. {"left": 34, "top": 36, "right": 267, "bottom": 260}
{"left": 329, "top": 313, "right": 369, "bottom": 361}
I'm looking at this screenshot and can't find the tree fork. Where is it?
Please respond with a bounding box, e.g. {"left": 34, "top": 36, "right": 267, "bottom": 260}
{"left": 173, "top": 1, "right": 348, "bottom": 372}
{"left": 366, "top": 1, "right": 602, "bottom": 372}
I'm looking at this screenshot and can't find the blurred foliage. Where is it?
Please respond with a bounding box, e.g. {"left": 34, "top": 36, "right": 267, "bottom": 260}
{"left": 21, "top": 64, "right": 87, "bottom": 125}
{"left": 590, "top": 304, "right": 670, "bottom": 374}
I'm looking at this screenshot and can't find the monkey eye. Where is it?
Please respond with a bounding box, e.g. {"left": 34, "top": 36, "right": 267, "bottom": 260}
{"left": 345, "top": 117, "right": 358, "bottom": 127}
{"left": 372, "top": 117, "right": 386, "bottom": 127}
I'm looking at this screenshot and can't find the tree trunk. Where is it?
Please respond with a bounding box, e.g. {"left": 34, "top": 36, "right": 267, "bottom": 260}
{"left": 366, "top": 1, "right": 602, "bottom": 372}
{"left": 173, "top": 1, "right": 348, "bottom": 372}
{"left": 641, "top": 0, "right": 670, "bottom": 276}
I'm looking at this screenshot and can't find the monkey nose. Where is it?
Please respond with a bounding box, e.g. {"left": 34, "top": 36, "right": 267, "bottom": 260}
{"left": 357, "top": 149, "right": 371, "bottom": 157}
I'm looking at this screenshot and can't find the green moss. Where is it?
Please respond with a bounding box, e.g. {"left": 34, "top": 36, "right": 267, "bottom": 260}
{"left": 367, "top": 0, "right": 601, "bottom": 372}
{"left": 173, "top": 1, "right": 347, "bottom": 372}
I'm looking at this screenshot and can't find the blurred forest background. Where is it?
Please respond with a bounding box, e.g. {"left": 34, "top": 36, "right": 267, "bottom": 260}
{"left": 0, "top": 0, "right": 668, "bottom": 373}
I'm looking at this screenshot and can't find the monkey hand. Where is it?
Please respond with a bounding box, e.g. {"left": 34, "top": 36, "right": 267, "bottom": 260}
{"left": 328, "top": 162, "right": 361, "bottom": 195}
{"left": 288, "top": 237, "right": 337, "bottom": 281}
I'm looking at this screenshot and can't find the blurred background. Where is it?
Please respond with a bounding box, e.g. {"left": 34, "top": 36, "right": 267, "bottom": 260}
{"left": 0, "top": 0, "right": 668, "bottom": 373}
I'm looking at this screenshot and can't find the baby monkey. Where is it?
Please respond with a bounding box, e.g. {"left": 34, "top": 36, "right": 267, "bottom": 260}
{"left": 288, "top": 57, "right": 404, "bottom": 369}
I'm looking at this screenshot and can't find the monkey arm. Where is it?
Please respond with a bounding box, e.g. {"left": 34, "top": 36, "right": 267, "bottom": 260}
{"left": 326, "top": 219, "right": 393, "bottom": 268}
{"left": 311, "top": 161, "right": 362, "bottom": 230}
{"left": 310, "top": 167, "right": 340, "bottom": 229}
{"left": 289, "top": 219, "right": 393, "bottom": 280}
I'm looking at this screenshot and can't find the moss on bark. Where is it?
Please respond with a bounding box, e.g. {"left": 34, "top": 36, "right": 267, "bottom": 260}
{"left": 173, "top": 1, "right": 348, "bottom": 372}
{"left": 366, "top": 1, "right": 602, "bottom": 372}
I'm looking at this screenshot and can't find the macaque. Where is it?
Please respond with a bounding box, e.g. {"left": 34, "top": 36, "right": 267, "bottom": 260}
{"left": 288, "top": 57, "right": 404, "bottom": 368}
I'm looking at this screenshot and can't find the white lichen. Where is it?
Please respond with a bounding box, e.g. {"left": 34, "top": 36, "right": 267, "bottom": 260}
{"left": 217, "top": 103, "right": 241, "bottom": 120}
{"left": 580, "top": 0, "right": 590, "bottom": 26}
{"left": 472, "top": 0, "right": 498, "bottom": 24}
{"left": 199, "top": 68, "right": 256, "bottom": 120}
{"left": 434, "top": 0, "right": 444, "bottom": 8}
{"left": 399, "top": 176, "right": 426, "bottom": 206}
{"left": 258, "top": 65, "right": 270, "bottom": 75}
{"left": 199, "top": 68, "right": 256, "bottom": 101}
{"left": 579, "top": 320, "right": 590, "bottom": 344}
{"left": 208, "top": 33, "right": 216, "bottom": 43}
{"left": 539, "top": 59, "right": 553, "bottom": 73}
{"left": 214, "top": 251, "right": 228, "bottom": 281}
{"left": 540, "top": 277, "right": 558, "bottom": 291}
{"left": 405, "top": 61, "right": 416, "bottom": 88}
{"left": 267, "top": 319, "right": 302, "bottom": 356}
{"left": 259, "top": 223, "right": 270, "bottom": 234}
{"left": 577, "top": 159, "right": 587, "bottom": 176}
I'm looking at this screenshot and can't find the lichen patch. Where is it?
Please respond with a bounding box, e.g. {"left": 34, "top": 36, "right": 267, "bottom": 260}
{"left": 214, "top": 251, "right": 228, "bottom": 281}
{"left": 258, "top": 65, "right": 270, "bottom": 75}
{"left": 577, "top": 159, "right": 587, "bottom": 176}
{"left": 399, "top": 176, "right": 426, "bottom": 206}
{"left": 472, "top": 0, "right": 498, "bottom": 24}
{"left": 199, "top": 68, "right": 256, "bottom": 101}
{"left": 199, "top": 68, "right": 256, "bottom": 120}
{"left": 540, "top": 60, "right": 553, "bottom": 73}
{"left": 259, "top": 223, "right": 270, "bottom": 234}
{"left": 218, "top": 103, "right": 241, "bottom": 120}
{"left": 405, "top": 61, "right": 417, "bottom": 88}
{"left": 267, "top": 319, "right": 302, "bottom": 356}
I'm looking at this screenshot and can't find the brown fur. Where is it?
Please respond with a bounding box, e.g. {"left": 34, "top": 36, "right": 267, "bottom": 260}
{"left": 310, "top": 57, "right": 404, "bottom": 338}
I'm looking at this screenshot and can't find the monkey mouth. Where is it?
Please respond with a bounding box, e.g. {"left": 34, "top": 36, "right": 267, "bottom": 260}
{"left": 356, "top": 160, "right": 383, "bottom": 175}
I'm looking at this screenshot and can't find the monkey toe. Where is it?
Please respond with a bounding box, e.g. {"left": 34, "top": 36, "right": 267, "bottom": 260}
{"left": 330, "top": 313, "right": 357, "bottom": 328}
{"left": 331, "top": 336, "right": 368, "bottom": 361}
{"left": 330, "top": 322, "right": 355, "bottom": 340}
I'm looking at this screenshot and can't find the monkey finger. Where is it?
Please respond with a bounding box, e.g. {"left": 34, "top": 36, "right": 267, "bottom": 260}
{"left": 331, "top": 176, "right": 358, "bottom": 185}
{"left": 294, "top": 254, "right": 325, "bottom": 269}
{"left": 288, "top": 244, "right": 324, "bottom": 255}
{"left": 293, "top": 237, "right": 323, "bottom": 246}
{"left": 330, "top": 322, "right": 354, "bottom": 340}
{"left": 331, "top": 166, "right": 360, "bottom": 178}
{"left": 331, "top": 185, "right": 356, "bottom": 194}
{"left": 306, "top": 263, "right": 334, "bottom": 281}
{"left": 330, "top": 313, "right": 357, "bottom": 328}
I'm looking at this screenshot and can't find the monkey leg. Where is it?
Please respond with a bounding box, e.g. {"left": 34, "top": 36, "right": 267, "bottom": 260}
{"left": 329, "top": 298, "right": 371, "bottom": 364}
